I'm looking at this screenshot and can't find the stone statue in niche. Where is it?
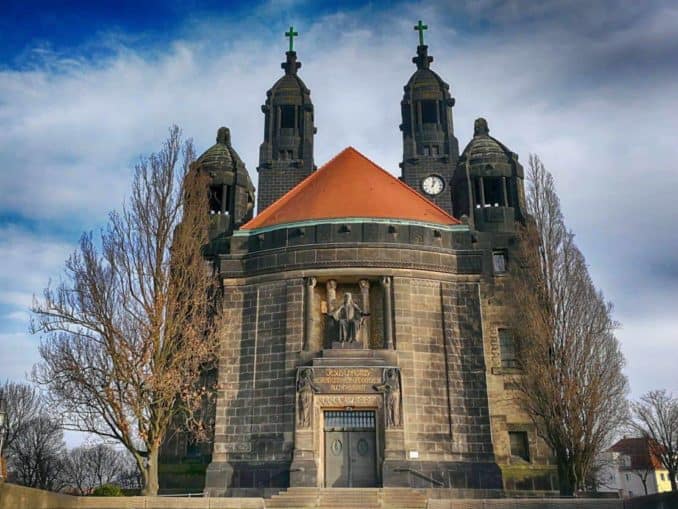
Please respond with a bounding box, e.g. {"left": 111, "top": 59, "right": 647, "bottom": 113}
{"left": 297, "top": 368, "right": 318, "bottom": 428}
{"left": 374, "top": 368, "right": 401, "bottom": 427}
{"left": 326, "top": 292, "right": 370, "bottom": 343}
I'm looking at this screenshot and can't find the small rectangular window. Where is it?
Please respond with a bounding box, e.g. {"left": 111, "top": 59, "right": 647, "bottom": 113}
{"left": 280, "top": 105, "right": 295, "bottom": 128}
{"left": 209, "top": 185, "right": 223, "bottom": 213}
{"left": 493, "top": 250, "right": 508, "bottom": 274}
{"left": 509, "top": 431, "right": 530, "bottom": 462}
{"left": 420, "top": 100, "right": 437, "bottom": 124}
{"left": 661, "top": 473, "right": 665, "bottom": 481}
{"left": 422, "top": 146, "right": 430, "bottom": 156}
{"left": 499, "top": 329, "right": 518, "bottom": 369}
{"left": 484, "top": 177, "right": 503, "bottom": 206}
{"left": 431, "top": 145, "right": 439, "bottom": 155}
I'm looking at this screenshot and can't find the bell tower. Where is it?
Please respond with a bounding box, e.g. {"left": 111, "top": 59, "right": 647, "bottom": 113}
{"left": 452, "top": 118, "right": 527, "bottom": 232}
{"left": 400, "top": 21, "right": 459, "bottom": 215}
{"left": 194, "top": 127, "right": 255, "bottom": 249}
{"left": 257, "top": 26, "right": 316, "bottom": 213}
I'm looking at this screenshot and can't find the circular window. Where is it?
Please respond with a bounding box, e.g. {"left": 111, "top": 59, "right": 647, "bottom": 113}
{"left": 331, "top": 439, "right": 343, "bottom": 456}
{"left": 357, "top": 438, "right": 369, "bottom": 456}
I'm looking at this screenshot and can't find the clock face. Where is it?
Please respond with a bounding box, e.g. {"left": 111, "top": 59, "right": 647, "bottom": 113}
{"left": 422, "top": 175, "right": 444, "bottom": 196}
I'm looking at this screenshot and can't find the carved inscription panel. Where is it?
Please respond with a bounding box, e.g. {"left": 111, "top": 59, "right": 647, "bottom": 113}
{"left": 313, "top": 368, "right": 383, "bottom": 394}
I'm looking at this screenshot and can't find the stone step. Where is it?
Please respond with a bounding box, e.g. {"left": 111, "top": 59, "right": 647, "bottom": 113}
{"left": 267, "top": 487, "right": 427, "bottom": 509}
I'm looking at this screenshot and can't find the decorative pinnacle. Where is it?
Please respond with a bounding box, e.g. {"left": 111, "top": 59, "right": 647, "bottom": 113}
{"left": 474, "top": 118, "right": 489, "bottom": 136}
{"left": 414, "top": 20, "right": 428, "bottom": 46}
{"left": 282, "top": 50, "right": 301, "bottom": 75}
{"left": 216, "top": 127, "right": 231, "bottom": 145}
{"left": 285, "top": 25, "right": 298, "bottom": 52}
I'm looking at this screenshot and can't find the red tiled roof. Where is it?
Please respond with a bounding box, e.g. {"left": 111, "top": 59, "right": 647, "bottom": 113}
{"left": 243, "top": 147, "right": 460, "bottom": 230}
{"left": 609, "top": 438, "right": 664, "bottom": 470}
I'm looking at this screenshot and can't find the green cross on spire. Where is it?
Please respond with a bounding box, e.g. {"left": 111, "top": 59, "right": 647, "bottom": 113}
{"left": 414, "top": 20, "right": 428, "bottom": 46}
{"left": 285, "top": 25, "right": 299, "bottom": 52}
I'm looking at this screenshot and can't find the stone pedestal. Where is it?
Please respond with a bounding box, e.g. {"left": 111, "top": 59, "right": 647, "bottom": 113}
{"left": 204, "top": 461, "right": 234, "bottom": 496}
{"left": 331, "top": 341, "right": 364, "bottom": 350}
{"left": 382, "top": 428, "right": 408, "bottom": 486}
{"left": 290, "top": 430, "right": 318, "bottom": 486}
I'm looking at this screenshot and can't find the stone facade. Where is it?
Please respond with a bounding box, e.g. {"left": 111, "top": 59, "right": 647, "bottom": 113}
{"left": 204, "top": 225, "right": 509, "bottom": 494}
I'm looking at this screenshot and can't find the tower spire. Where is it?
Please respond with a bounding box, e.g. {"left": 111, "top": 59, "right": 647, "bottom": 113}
{"left": 400, "top": 20, "right": 458, "bottom": 215}
{"left": 257, "top": 24, "right": 315, "bottom": 212}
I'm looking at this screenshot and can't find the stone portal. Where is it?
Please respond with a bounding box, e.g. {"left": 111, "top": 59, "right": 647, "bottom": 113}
{"left": 290, "top": 353, "right": 403, "bottom": 488}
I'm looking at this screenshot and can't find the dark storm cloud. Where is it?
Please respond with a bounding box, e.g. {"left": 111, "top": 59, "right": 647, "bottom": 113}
{"left": 454, "top": 0, "right": 678, "bottom": 88}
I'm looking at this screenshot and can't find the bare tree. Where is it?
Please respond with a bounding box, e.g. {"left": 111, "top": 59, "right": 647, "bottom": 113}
{"left": 62, "top": 444, "right": 128, "bottom": 494}
{"left": 7, "top": 415, "right": 65, "bottom": 491}
{"left": 0, "top": 381, "right": 66, "bottom": 489}
{"left": 0, "top": 381, "right": 42, "bottom": 454}
{"left": 509, "top": 154, "right": 629, "bottom": 495}
{"left": 32, "top": 126, "right": 220, "bottom": 495}
{"left": 632, "top": 465, "right": 654, "bottom": 496}
{"left": 629, "top": 390, "right": 678, "bottom": 491}
{"left": 61, "top": 447, "right": 92, "bottom": 495}
{"left": 115, "top": 449, "right": 143, "bottom": 490}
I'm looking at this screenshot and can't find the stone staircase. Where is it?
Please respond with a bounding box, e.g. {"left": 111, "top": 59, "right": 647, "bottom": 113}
{"left": 266, "top": 487, "right": 427, "bottom": 509}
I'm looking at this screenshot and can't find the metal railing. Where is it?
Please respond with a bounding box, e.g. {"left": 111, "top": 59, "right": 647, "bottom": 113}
{"left": 393, "top": 467, "right": 445, "bottom": 487}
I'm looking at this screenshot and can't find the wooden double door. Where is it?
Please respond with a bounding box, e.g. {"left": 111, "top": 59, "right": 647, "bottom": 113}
{"left": 324, "top": 410, "right": 377, "bottom": 487}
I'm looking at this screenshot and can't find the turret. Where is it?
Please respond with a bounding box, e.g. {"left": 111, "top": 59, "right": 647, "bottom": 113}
{"left": 452, "top": 118, "right": 526, "bottom": 232}
{"left": 194, "top": 127, "right": 255, "bottom": 244}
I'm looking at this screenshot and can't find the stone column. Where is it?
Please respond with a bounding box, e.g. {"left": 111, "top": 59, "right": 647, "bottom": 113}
{"left": 359, "top": 279, "right": 370, "bottom": 349}
{"left": 324, "top": 280, "right": 337, "bottom": 350}
{"left": 381, "top": 276, "right": 394, "bottom": 350}
{"left": 326, "top": 280, "right": 337, "bottom": 307}
{"left": 303, "top": 277, "right": 316, "bottom": 351}
{"left": 479, "top": 176, "right": 486, "bottom": 206}
{"left": 502, "top": 176, "right": 509, "bottom": 206}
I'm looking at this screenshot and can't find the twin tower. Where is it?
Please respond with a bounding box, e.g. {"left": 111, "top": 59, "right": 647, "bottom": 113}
{"left": 199, "top": 24, "right": 527, "bottom": 244}
{"left": 257, "top": 34, "right": 461, "bottom": 215}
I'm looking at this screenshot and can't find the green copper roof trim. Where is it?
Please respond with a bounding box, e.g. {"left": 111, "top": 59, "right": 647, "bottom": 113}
{"left": 233, "top": 217, "right": 469, "bottom": 237}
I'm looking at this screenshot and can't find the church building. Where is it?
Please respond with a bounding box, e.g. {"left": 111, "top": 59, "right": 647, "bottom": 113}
{"left": 160, "top": 23, "right": 556, "bottom": 496}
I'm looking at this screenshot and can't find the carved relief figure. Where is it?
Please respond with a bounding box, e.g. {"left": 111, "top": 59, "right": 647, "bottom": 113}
{"left": 297, "top": 368, "right": 319, "bottom": 427}
{"left": 326, "top": 292, "right": 369, "bottom": 343}
{"left": 374, "top": 368, "right": 401, "bottom": 427}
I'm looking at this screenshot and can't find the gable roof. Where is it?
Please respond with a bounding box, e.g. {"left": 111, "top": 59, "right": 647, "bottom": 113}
{"left": 242, "top": 147, "right": 460, "bottom": 230}
{"left": 609, "top": 438, "right": 664, "bottom": 470}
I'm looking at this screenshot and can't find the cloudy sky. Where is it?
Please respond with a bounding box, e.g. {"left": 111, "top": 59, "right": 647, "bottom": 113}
{"left": 1, "top": 0, "right": 677, "bottom": 410}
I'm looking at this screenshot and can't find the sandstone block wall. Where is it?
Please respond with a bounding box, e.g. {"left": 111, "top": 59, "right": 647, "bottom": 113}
{"left": 211, "top": 278, "right": 304, "bottom": 488}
